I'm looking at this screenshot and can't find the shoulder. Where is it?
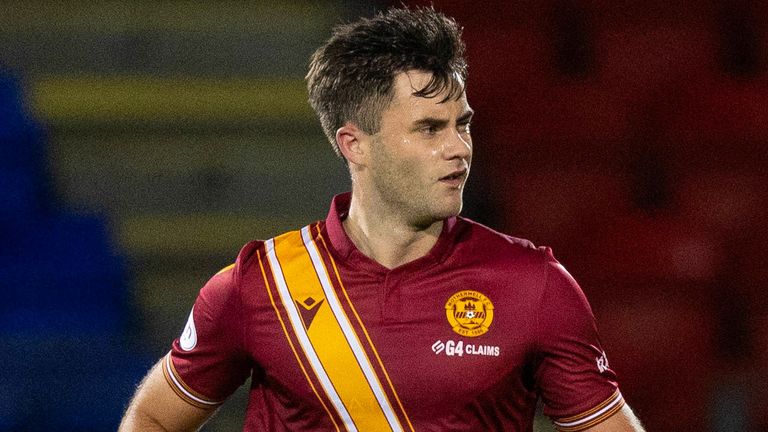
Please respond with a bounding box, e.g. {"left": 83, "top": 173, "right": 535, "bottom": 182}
{"left": 453, "top": 216, "right": 551, "bottom": 266}
{"left": 231, "top": 239, "right": 267, "bottom": 277}
{"left": 224, "top": 221, "right": 324, "bottom": 282}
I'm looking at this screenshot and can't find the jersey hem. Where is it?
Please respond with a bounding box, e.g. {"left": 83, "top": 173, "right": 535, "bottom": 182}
{"left": 552, "top": 389, "right": 625, "bottom": 431}
{"left": 162, "top": 352, "right": 225, "bottom": 410}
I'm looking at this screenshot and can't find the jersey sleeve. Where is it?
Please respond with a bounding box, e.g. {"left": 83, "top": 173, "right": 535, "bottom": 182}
{"left": 533, "top": 248, "right": 624, "bottom": 431}
{"left": 163, "top": 262, "right": 252, "bottom": 409}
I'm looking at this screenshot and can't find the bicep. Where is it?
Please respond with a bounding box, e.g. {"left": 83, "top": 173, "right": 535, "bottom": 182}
{"left": 581, "top": 404, "right": 645, "bottom": 432}
{"left": 534, "top": 251, "right": 626, "bottom": 428}
{"left": 120, "top": 358, "right": 217, "bottom": 432}
{"left": 535, "top": 260, "right": 619, "bottom": 416}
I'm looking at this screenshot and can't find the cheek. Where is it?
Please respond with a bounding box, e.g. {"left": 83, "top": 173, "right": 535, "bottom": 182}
{"left": 393, "top": 159, "right": 420, "bottom": 183}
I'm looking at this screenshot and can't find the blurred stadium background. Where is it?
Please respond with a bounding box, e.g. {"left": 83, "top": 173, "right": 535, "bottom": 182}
{"left": 0, "top": 1, "right": 765, "bottom": 430}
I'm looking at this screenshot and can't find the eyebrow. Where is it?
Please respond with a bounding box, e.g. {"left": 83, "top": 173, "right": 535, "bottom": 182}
{"left": 410, "top": 109, "right": 475, "bottom": 131}
{"left": 457, "top": 109, "right": 475, "bottom": 124}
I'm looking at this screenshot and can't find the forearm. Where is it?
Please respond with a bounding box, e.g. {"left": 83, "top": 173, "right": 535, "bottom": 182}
{"left": 119, "top": 409, "right": 170, "bottom": 432}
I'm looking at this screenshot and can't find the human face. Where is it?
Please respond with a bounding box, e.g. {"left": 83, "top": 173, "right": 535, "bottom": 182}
{"left": 366, "top": 70, "right": 473, "bottom": 228}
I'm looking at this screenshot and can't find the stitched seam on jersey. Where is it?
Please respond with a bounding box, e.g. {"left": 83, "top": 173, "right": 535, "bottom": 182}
{"left": 554, "top": 390, "right": 624, "bottom": 429}
{"left": 162, "top": 352, "right": 222, "bottom": 407}
{"left": 266, "top": 235, "right": 358, "bottom": 432}
{"left": 316, "top": 226, "right": 416, "bottom": 432}
{"left": 302, "top": 225, "right": 404, "bottom": 432}
{"left": 258, "top": 248, "right": 342, "bottom": 432}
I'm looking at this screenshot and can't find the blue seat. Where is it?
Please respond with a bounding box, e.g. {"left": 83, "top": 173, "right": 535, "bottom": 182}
{"left": 1, "top": 72, "right": 51, "bottom": 238}
{"left": 0, "top": 71, "right": 27, "bottom": 137}
{"left": 0, "top": 335, "right": 155, "bottom": 431}
{"left": 0, "top": 69, "right": 149, "bottom": 431}
{"left": 0, "top": 167, "right": 39, "bottom": 221}
{"left": 0, "top": 212, "right": 128, "bottom": 335}
{"left": 0, "top": 71, "right": 46, "bottom": 167}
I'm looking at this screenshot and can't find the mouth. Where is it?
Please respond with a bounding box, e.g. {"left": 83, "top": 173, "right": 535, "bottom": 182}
{"left": 439, "top": 168, "right": 468, "bottom": 186}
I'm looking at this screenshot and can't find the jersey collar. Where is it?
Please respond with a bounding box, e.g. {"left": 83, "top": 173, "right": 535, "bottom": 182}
{"left": 323, "top": 192, "right": 458, "bottom": 275}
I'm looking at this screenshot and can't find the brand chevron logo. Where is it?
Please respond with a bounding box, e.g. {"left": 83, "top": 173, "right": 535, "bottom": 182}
{"left": 296, "top": 297, "right": 325, "bottom": 329}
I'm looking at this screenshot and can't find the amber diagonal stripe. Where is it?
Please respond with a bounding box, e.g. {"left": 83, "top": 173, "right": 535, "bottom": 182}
{"left": 266, "top": 228, "right": 403, "bottom": 432}
{"left": 258, "top": 249, "right": 341, "bottom": 432}
{"left": 316, "top": 227, "right": 415, "bottom": 432}
{"left": 301, "top": 226, "right": 405, "bottom": 431}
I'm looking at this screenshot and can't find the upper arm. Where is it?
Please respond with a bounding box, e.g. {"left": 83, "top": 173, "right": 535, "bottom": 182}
{"left": 119, "top": 358, "right": 217, "bottom": 432}
{"left": 121, "top": 254, "right": 257, "bottom": 431}
{"left": 533, "top": 249, "right": 624, "bottom": 428}
{"left": 582, "top": 404, "right": 645, "bottom": 432}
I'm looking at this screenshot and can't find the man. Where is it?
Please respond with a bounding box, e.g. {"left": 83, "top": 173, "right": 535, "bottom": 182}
{"left": 121, "top": 7, "right": 644, "bottom": 431}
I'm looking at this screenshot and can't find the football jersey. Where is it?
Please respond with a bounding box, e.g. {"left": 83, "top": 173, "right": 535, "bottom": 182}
{"left": 165, "top": 192, "right": 624, "bottom": 431}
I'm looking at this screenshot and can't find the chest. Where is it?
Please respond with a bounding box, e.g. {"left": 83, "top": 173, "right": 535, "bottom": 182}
{"left": 350, "top": 272, "right": 538, "bottom": 411}
{"left": 244, "top": 266, "right": 541, "bottom": 425}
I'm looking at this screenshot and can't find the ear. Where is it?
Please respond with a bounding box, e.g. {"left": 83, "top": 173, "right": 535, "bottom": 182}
{"left": 335, "top": 122, "right": 368, "bottom": 166}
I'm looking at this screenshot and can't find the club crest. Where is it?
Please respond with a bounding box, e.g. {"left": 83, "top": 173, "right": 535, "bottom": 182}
{"left": 445, "top": 290, "right": 494, "bottom": 337}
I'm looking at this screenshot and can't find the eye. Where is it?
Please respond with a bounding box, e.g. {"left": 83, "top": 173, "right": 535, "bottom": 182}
{"left": 458, "top": 122, "right": 471, "bottom": 134}
{"left": 420, "top": 125, "right": 439, "bottom": 136}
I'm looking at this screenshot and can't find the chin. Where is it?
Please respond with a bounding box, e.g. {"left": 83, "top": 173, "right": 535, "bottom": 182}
{"left": 435, "top": 200, "right": 464, "bottom": 219}
{"left": 411, "top": 204, "right": 461, "bottom": 229}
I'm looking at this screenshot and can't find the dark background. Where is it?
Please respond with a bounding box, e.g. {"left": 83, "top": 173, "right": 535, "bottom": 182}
{"left": 1, "top": 1, "right": 765, "bottom": 430}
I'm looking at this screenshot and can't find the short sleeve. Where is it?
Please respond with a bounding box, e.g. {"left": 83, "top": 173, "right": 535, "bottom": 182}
{"left": 163, "top": 264, "right": 252, "bottom": 409}
{"left": 534, "top": 248, "right": 625, "bottom": 431}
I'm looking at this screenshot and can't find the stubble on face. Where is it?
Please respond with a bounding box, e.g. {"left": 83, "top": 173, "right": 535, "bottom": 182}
{"left": 367, "top": 134, "right": 444, "bottom": 229}
{"left": 365, "top": 72, "right": 471, "bottom": 229}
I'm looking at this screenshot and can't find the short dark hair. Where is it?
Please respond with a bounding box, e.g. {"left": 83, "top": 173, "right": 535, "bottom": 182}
{"left": 306, "top": 6, "right": 467, "bottom": 157}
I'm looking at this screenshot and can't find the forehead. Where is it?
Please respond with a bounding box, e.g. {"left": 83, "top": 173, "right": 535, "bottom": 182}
{"left": 387, "top": 70, "right": 469, "bottom": 118}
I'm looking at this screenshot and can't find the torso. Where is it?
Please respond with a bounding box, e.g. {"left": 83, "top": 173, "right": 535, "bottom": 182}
{"left": 237, "top": 218, "right": 546, "bottom": 431}
{"left": 166, "top": 194, "right": 620, "bottom": 431}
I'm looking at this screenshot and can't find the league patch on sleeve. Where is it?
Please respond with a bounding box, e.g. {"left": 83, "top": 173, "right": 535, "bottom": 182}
{"left": 180, "top": 307, "right": 198, "bottom": 351}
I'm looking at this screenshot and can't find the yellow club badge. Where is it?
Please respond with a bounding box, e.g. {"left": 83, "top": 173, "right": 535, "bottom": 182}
{"left": 445, "top": 290, "right": 494, "bottom": 337}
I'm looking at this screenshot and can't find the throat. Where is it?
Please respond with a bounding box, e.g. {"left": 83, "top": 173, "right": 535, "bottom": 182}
{"left": 342, "top": 215, "right": 443, "bottom": 269}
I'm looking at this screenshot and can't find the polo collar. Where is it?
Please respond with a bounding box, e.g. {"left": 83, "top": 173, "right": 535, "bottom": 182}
{"left": 322, "top": 192, "right": 458, "bottom": 275}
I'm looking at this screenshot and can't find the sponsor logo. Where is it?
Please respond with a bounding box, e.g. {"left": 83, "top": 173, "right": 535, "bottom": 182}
{"left": 432, "top": 339, "right": 500, "bottom": 357}
{"left": 180, "top": 308, "right": 197, "bottom": 351}
{"left": 596, "top": 350, "right": 610, "bottom": 373}
{"left": 432, "top": 340, "right": 446, "bottom": 354}
{"left": 445, "top": 290, "right": 494, "bottom": 337}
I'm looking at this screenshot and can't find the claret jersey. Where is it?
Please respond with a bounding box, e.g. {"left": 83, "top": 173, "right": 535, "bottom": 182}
{"left": 165, "top": 193, "right": 624, "bottom": 431}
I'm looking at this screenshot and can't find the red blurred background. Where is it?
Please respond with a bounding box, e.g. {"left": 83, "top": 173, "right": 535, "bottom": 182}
{"left": 403, "top": 1, "right": 768, "bottom": 430}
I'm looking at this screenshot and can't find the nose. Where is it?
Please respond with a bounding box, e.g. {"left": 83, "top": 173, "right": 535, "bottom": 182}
{"left": 442, "top": 129, "right": 472, "bottom": 161}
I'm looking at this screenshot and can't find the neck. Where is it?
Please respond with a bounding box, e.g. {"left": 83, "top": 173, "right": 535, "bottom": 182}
{"left": 342, "top": 191, "right": 443, "bottom": 269}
